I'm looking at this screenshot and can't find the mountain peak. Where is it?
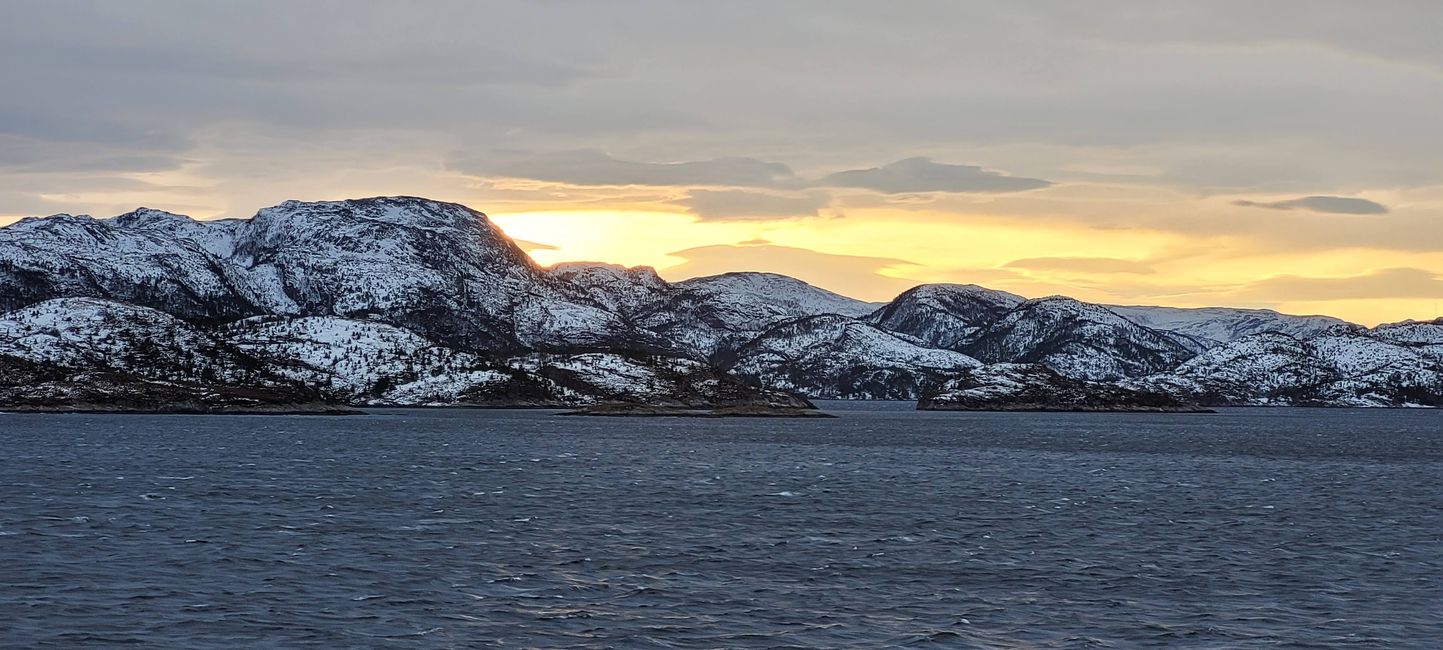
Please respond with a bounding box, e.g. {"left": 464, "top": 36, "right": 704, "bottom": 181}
{"left": 548, "top": 261, "right": 665, "bottom": 285}
{"left": 903, "top": 283, "right": 1024, "bottom": 303}
{"left": 111, "top": 208, "right": 197, "bottom": 229}
{"left": 257, "top": 196, "right": 491, "bottom": 232}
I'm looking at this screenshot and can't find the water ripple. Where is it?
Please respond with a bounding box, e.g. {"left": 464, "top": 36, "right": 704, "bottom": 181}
{"left": 1, "top": 405, "right": 1441, "bottom": 647}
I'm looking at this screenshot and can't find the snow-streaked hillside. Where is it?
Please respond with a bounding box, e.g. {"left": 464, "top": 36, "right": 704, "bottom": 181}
{"left": 633, "top": 272, "right": 882, "bottom": 356}
{"left": 676, "top": 272, "right": 878, "bottom": 319}
{"left": 920, "top": 363, "right": 1200, "bottom": 412}
{"left": 1370, "top": 318, "right": 1443, "bottom": 361}
{"left": 221, "top": 315, "right": 483, "bottom": 398}
{"left": 0, "top": 298, "right": 277, "bottom": 386}
{"left": 0, "top": 297, "right": 809, "bottom": 409}
{"left": 725, "top": 314, "right": 982, "bottom": 399}
{"left": 1, "top": 195, "right": 1439, "bottom": 408}
{"left": 0, "top": 211, "right": 257, "bottom": 320}
{"left": 866, "top": 283, "right": 1024, "bottom": 350}
{"left": 1107, "top": 305, "right": 1349, "bottom": 346}
{"left": 962, "top": 296, "right": 1199, "bottom": 381}
{"left": 1129, "top": 327, "right": 1443, "bottom": 407}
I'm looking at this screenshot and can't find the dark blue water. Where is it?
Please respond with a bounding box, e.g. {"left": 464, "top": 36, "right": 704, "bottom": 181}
{"left": 2, "top": 405, "right": 1440, "bottom": 648}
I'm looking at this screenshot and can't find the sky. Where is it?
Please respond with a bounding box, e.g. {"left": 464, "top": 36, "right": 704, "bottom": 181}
{"left": 3, "top": 1, "right": 1443, "bottom": 325}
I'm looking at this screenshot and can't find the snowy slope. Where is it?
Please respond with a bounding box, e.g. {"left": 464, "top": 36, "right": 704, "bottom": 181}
{"left": 634, "top": 272, "right": 881, "bottom": 357}
{"left": 0, "top": 352, "right": 332, "bottom": 413}
{"left": 0, "top": 211, "right": 257, "bottom": 320}
{"left": 1129, "top": 327, "right": 1443, "bottom": 406}
{"left": 675, "top": 272, "right": 878, "bottom": 318}
{"left": 0, "top": 298, "right": 277, "bottom": 386}
{"left": 962, "top": 296, "right": 1199, "bottom": 381}
{"left": 3, "top": 195, "right": 1441, "bottom": 409}
{"left": 231, "top": 197, "right": 549, "bottom": 349}
{"left": 1125, "top": 332, "right": 1335, "bottom": 404}
{"left": 510, "top": 352, "right": 810, "bottom": 408}
{"left": 220, "top": 315, "right": 484, "bottom": 399}
{"left": 1107, "top": 305, "right": 1349, "bottom": 346}
{"left": 725, "top": 314, "right": 981, "bottom": 399}
{"left": 865, "top": 283, "right": 1024, "bottom": 350}
{"left": 0, "top": 298, "right": 809, "bottom": 409}
{"left": 547, "top": 262, "right": 671, "bottom": 314}
{"left": 1370, "top": 318, "right": 1443, "bottom": 361}
{"left": 920, "top": 363, "right": 1198, "bottom": 412}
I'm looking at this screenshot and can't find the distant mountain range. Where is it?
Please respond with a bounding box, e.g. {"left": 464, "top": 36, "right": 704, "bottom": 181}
{"left": 2, "top": 196, "right": 1440, "bottom": 411}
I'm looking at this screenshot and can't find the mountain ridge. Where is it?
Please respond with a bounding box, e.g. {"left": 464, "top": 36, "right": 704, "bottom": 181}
{"left": 3, "top": 195, "right": 1436, "bottom": 409}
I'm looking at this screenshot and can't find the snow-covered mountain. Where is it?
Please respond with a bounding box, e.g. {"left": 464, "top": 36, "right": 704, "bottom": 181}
{"left": 1370, "top": 318, "right": 1443, "bottom": 361}
{"left": 0, "top": 198, "right": 655, "bottom": 353}
{"left": 220, "top": 315, "right": 483, "bottom": 398}
{"left": 865, "top": 283, "right": 1024, "bottom": 350}
{"left": 0, "top": 297, "right": 806, "bottom": 409}
{"left": 920, "top": 363, "right": 1203, "bottom": 412}
{"left": 961, "top": 296, "right": 1201, "bottom": 381}
{"left": 724, "top": 314, "right": 982, "bottom": 399}
{"left": 0, "top": 297, "right": 290, "bottom": 388}
{"left": 635, "top": 272, "right": 881, "bottom": 357}
{"left": 1129, "top": 325, "right": 1443, "bottom": 406}
{"left": 1106, "top": 305, "right": 1348, "bottom": 346}
{"left": 0, "top": 195, "right": 1433, "bottom": 408}
{"left": 0, "top": 210, "right": 258, "bottom": 321}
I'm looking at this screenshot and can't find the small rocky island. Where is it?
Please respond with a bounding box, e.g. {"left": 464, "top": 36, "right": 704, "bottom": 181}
{"left": 918, "top": 363, "right": 1212, "bottom": 413}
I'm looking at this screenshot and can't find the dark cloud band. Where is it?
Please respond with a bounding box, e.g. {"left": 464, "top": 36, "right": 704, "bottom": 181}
{"left": 821, "top": 157, "right": 1053, "bottom": 194}
{"left": 1233, "top": 196, "right": 1388, "bottom": 215}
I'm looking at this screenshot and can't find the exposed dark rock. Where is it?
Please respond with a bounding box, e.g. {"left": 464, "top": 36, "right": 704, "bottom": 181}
{"left": 561, "top": 403, "right": 833, "bottom": 418}
{"left": 919, "top": 363, "right": 1211, "bottom": 413}
{"left": 0, "top": 354, "right": 358, "bottom": 415}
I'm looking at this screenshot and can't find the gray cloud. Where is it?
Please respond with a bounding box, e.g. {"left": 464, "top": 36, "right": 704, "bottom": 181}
{"left": 678, "top": 189, "right": 831, "bottom": 220}
{"left": 1233, "top": 195, "right": 1389, "bottom": 215}
{"left": 821, "top": 158, "right": 1052, "bottom": 194}
{"left": 452, "top": 150, "right": 795, "bottom": 188}
{"left": 3, "top": 0, "right": 1443, "bottom": 254}
{"left": 513, "top": 238, "right": 559, "bottom": 253}
{"left": 1233, "top": 267, "right": 1443, "bottom": 301}
{"left": 0, "top": 137, "right": 183, "bottom": 174}
{"left": 1004, "top": 256, "right": 1156, "bottom": 275}
{"left": 456, "top": 151, "right": 1050, "bottom": 200}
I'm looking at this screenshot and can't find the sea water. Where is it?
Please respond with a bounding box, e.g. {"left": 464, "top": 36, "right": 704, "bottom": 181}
{"left": 2, "top": 405, "right": 1440, "bottom": 647}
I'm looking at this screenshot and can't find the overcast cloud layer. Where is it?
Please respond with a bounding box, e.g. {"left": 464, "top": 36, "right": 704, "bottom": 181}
{"left": 2, "top": 1, "right": 1442, "bottom": 323}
